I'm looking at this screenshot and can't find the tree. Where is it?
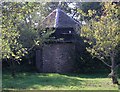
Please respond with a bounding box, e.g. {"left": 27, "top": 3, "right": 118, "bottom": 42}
{"left": 79, "top": 2, "right": 102, "bottom": 15}
{"left": 81, "top": 2, "right": 120, "bottom": 85}
{"left": 1, "top": 2, "right": 50, "bottom": 76}
{"left": 2, "top": 2, "right": 28, "bottom": 77}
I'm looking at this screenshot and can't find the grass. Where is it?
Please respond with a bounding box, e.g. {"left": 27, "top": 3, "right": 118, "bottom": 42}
{"left": 2, "top": 72, "right": 120, "bottom": 90}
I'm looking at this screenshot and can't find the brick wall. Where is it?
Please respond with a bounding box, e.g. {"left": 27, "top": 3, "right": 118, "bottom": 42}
{"left": 41, "top": 43, "right": 76, "bottom": 73}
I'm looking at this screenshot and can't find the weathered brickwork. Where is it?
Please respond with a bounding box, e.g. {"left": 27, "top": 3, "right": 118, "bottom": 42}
{"left": 36, "top": 49, "right": 43, "bottom": 72}
{"left": 42, "top": 43, "right": 75, "bottom": 73}
{"left": 36, "top": 8, "right": 81, "bottom": 73}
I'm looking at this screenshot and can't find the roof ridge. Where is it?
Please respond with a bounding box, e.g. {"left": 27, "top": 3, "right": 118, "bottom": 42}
{"left": 41, "top": 8, "right": 80, "bottom": 28}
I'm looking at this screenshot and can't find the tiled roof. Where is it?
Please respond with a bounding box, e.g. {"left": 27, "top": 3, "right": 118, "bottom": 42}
{"left": 41, "top": 8, "right": 80, "bottom": 28}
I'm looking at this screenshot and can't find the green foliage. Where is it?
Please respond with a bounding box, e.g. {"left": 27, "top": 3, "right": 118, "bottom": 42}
{"left": 1, "top": 2, "right": 52, "bottom": 61}
{"left": 44, "top": 2, "right": 73, "bottom": 15}
{"left": 81, "top": 2, "right": 120, "bottom": 63}
{"left": 18, "top": 24, "right": 38, "bottom": 49}
{"left": 80, "top": 2, "right": 102, "bottom": 15}
{"left": 80, "top": 3, "right": 120, "bottom": 85}
{"left": 2, "top": 2, "right": 27, "bottom": 60}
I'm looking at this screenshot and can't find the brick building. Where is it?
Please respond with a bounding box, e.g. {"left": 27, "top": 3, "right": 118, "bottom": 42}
{"left": 36, "top": 8, "right": 84, "bottom": 73}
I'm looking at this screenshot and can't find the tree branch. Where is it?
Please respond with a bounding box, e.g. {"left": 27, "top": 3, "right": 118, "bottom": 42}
{"left": 72, "top": 8, "right": 77, "bottom": 18}
{"left": 28, "top": 44, "right": 36, "bottom": 51}
{"left": 96, "top": 56, "right": 111, "bottom": 68}
{"left": 96, "top": 51, "right": 112, "bottom": 68}
{"left": 100, "top": 59, "right": 112, "bottom": 68}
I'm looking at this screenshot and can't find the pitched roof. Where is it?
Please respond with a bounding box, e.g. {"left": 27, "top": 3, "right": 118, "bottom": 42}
{"left": 41, "top": 8, "right": 80, "bottom": 28}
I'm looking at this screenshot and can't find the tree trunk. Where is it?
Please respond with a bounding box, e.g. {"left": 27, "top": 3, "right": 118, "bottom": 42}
{"left": 109, "top": 55, "right": 119, "bottom": 85}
